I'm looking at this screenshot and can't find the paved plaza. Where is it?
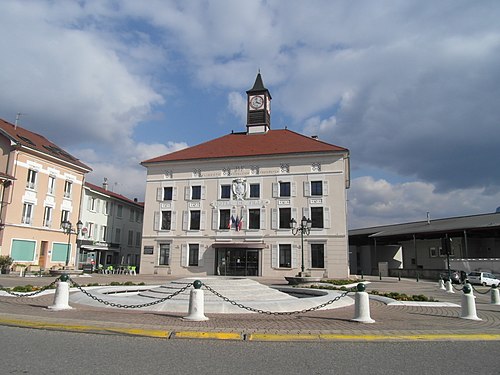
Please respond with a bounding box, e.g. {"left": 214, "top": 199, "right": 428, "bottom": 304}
{"left": 0, "top": 274, "right": 499, "bottom": 341}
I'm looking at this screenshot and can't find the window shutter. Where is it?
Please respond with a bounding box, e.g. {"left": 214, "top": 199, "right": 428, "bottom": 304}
{"left": 292, "top": 207, "right": 298, "bottom": 222}
{"left": 272, "top": 183, "right": 278, "bottom": 198}
{"left": 87, "top": 198, "right": 91, "bottom": 211}
{"left": 241, "top": 209, "right": 247, "bottom": 230}
{"left": 181, "top": 244, "right": 188, "bottom": 267}
{"left": 271, "top": 244, "right": 278, "bottom": 268}
{"left": 291, "top": 182, "right": 297, "bottom": 197}
{"left": 260, "top": 208, "right": 266, "bottom": 229}
{"left": 271, "top": 209, "right": 278, "bottom": 229}
{"left": 324, "top": 207, "right": 331, "bottom": 229}
{"left": 212, "top": 209, "right": 219, "bottom": 230}
{"left": 94, "top": 224, "right": 99, "bottom": 240}
{"left": 302, "top": 207, "right": 310, "bottom": 219}
{"left": 201, "top": 186, "right": 206, "bottom": 200}
{"left": 154, "top": 211, "right": 160, "bottom": 231}
{"left": 182, "top": 211, "right": 188, "bottom": 230}
{"left": 156, "top": 188, "right": 163, "bottom": 201}
{"left": 323, "top": 181, "right": 329, "bottom": 196}
{"left": 291, "top": 245, "right": 298, "bottom": 268}
{"left": 96, "top": 200, "right": 101, "bottom": 213}
{"left": 171, "top": 211, "right": 177, "bottom": 231}
{"left": 198, "top": 244, "right": 205, "bottom": 267}
{"left": 200, "top": 211, "right": 206, "bottom": 230}
{"left": 172, "top": 187, "right": 178, "bottom": 200}
{"left": 184, "top": 187, "right": 190, "bottom": 200}
{"left": 303, "top": 181, "right": 310, "bottom": 197}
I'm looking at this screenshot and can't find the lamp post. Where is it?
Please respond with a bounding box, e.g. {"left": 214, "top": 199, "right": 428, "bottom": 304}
{"left": 290, "top": 216, "right": 312, "bottom": 277}
{"left": 61, "top": 220, "right": 83, "bottom": 269}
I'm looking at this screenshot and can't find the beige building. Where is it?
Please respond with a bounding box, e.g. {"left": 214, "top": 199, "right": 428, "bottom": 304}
{"left": 78, "top": 181, "right": 143, "bottom": 270}
{"left": 140, "top": 74, "right": 350, "bottom": 278}
{"left": 0, "top": 118, "right": 91, "bottom": 271}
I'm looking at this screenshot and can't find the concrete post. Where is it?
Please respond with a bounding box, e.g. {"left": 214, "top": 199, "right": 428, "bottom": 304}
{"left": 445, "top": 280, "right": 454, "bottom": 293}
{"left": 48, "top": 274, "right": 73, "bottom": 311}
{"left": 351, "top": 283, "right": 375, "bottom": 324}
{"left": 491, "top": 285, "right": 500, "bottom": 305}
{"left": 438, "top": 279, "right": 446, "bottom": 290}
{"left": 183, "top": 280, "right": 209, "bottom": 321}
{"left": 460, "top": 284, "right": 481, "bottom": 321}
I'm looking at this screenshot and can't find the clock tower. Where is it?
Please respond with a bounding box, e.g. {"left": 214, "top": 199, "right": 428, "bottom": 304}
{"left": 246, "top": 72, "right": 271, "bottom": 134}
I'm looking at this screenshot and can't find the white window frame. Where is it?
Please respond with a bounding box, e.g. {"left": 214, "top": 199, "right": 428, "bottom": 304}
{"left": 26, "top": 169, "right": 37, "bottom": 190}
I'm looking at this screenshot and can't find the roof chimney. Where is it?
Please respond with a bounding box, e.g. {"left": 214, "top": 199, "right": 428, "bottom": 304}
{"left": 134, "top": 198, "right": 138, "bottom": 202}
{"left": 103, "top": 177, "right": 108, "bottom": 190}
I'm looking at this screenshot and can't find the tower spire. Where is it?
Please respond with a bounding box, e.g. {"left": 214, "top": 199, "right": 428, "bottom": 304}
{"left": 246, "top": 72, "right": 271, "bottom": 134}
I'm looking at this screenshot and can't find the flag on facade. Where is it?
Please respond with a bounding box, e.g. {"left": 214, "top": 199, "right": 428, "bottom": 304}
{"left": 228, "top": 215, "right": 232, "bottom": 229}
{"left": 231, "top": 215, "right": 236, "bottom": 229}
{"left": 235, "top": 216, "right": 240, "bottom": 231}
{"left": 238, "top": 217, "right": 243, "bottom": 231}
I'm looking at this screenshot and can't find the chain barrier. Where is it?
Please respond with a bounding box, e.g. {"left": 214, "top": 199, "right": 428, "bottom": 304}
{"left": 201, "top": 282, "right": 353, "bottom": 316}
{"left": 451, "top": 283, "right": 464, "bottom": 292}
{"left": 469, "top": 283, "right": 492, "bottom": 295}
{"left": 69, "top": 277, "right": 194, "bottom": 309}
{"left": 0, "top": 278, "right": 59, "bottom": 297}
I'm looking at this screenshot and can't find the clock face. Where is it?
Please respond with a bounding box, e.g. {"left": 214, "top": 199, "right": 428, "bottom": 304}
{"left": 250, "top": 95, "right": 264, "bottom": 109}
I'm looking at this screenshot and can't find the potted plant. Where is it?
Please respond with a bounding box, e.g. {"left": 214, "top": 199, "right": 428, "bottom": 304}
{"left": 0, "top": 255, "right": 13, "bottom": 274}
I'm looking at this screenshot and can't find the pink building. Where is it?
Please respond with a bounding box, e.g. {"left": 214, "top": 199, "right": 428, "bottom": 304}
{"left": 0, "top": 118, "right": 91, "bottom": 272}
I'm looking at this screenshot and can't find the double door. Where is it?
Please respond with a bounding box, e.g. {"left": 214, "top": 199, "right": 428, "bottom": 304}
{"left": 216, "top": 248, "right": 259, "bottom": 276}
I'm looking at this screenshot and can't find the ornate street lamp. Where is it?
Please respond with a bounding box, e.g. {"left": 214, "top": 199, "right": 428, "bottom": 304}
{"left": 290, "top": 216, "right": 312, "bottom": 276}
{"left": 61, "top": 220, "right": 83, "bottom": 268}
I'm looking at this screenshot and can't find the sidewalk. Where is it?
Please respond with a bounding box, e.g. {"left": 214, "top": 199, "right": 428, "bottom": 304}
{"left": 1, "top": 274, "right": 499, "bottom": 341}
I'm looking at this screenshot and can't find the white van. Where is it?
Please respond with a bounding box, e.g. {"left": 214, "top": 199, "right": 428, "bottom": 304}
{"left": 467, "top": 272, "right": 500, "bottom": 287}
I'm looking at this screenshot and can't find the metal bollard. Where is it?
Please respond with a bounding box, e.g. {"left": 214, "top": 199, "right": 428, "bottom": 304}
{"left": 48, "top": 274, "right": 73, "bottom": 311}
{"left": 491, "top": 284, "right": 500, "bottom": 305}
{"left": 183, "top": 280, "right": 209, "bottom": 321}
{"left": 460, "top": 284, "right": 481, "bottom": 321}
{"left": 351, "top": 283, "right": 375, "bottom": 324}
{"left": 416, "top": 272, "right": 419, "bottom": 282}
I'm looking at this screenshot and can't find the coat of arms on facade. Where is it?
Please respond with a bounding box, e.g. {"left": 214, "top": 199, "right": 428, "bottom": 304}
{"left": 232, "top": 178, "right": 247, "bottom": 200}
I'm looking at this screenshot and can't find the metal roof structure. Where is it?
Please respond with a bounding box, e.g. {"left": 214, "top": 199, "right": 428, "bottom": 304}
{"left": 349, "top": 212, "right": 500, "bottom": 243}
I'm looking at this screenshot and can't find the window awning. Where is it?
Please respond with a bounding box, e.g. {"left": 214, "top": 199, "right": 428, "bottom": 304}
{"left": 212, "top": 242, "right": 266, "bottom": 249}
{"left": 80, "top": 246, "right": 119, "bottom": 253}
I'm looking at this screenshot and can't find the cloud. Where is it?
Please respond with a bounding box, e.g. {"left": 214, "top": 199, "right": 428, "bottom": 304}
{"left": 348, "top": 176, "right": 500, "bottom": 228}
{"left": 1, "top": 0, "right": 499, "bottom": 227}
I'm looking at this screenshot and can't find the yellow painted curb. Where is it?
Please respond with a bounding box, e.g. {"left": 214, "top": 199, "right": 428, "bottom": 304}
{"left": 172, "top": 331, "right": 242, "bottom": 340}
{"left": 0, "top": 318, "right": 169, "bottom": 338}
{"left": 248, "top": 333, "right": 321, "bottom": 341}
{"left": 248, "top": 333, "right": 500, "bottom": 342}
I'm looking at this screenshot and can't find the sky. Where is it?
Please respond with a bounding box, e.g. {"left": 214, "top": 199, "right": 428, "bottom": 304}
{"left": 1, "top": 0, "right": 499, "bottom": 229}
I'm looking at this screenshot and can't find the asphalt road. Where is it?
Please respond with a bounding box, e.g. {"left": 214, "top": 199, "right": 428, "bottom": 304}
{"left": 2, "top": 326, "right": 499, "bottom": 375}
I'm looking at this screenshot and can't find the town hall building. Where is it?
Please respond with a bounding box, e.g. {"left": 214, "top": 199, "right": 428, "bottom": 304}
{"left": 140, "top": 74, "right": 350, "bottom": 279}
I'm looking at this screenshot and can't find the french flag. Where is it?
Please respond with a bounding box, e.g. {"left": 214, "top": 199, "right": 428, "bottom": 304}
{"left": 235, "top": 216, "right": 240, "bottom": 231}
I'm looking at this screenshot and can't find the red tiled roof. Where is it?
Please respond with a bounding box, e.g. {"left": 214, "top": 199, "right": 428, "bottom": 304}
{"left": 0, "top": 118, "right": 92, "bottom": 172}
{"left": 85, "top": 182, "right": 143, "bottom": 207}
{"left": 142, "top": 129, "right": 348, "bottom": 164}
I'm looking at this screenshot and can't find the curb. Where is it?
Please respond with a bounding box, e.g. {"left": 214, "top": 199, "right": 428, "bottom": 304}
{"left": 1, "top": 318, "right": 500, "bottom": 342}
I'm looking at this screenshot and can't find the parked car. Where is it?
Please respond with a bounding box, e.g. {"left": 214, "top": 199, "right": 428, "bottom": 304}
{"left": 467, "top": 272, "right": 500, "bottom": 287}
{"left": 440, "top": 270, "right": 465, "bottom": 284}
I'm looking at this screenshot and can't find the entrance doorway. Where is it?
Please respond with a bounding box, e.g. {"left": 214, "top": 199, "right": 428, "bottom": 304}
{"left": 38, "top": 241, "right": 48, "bottom": 269}
{"left": 216, "top": 248, "right": 259, "bottom": 276}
